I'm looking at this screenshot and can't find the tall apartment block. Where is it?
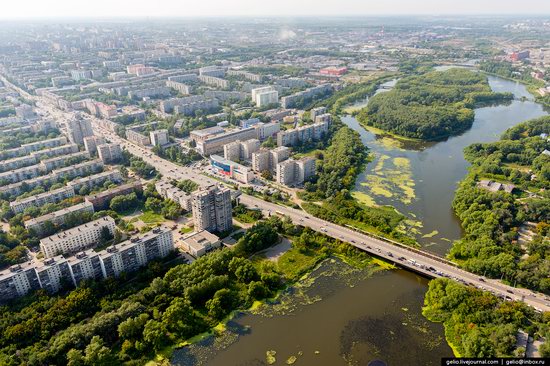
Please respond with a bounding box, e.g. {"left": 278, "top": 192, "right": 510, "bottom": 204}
{"left": 276, "top": 157, "right": 316, "bottom": 186}
{"left": 192, "top": 185, "right": 233, "bottom": 233}
{"left": 67, "top": 115, "right": 94, "bottom": 145}
{"left": 83, "top": 136, "right": 106, "bottom": 155}
{"left": 97, "top": 143, "right": 122, "bottom": 163}
{"left": 150, "top": 130, "right": 169, "bottom": 147}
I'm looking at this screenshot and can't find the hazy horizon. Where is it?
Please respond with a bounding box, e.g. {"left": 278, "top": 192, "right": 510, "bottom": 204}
{"left": 2, "top": 0, "right": 550, "bottom": 19}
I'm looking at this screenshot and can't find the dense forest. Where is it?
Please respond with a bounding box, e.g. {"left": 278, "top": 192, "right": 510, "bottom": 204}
{"left": 450, "top": 116, "right": 550, "bottom": 293}
{"left": 423, "top": 278, "right": 550, "bottom": 357}
{"left": 357, "top": 68, "right": 513, "bottom": 140}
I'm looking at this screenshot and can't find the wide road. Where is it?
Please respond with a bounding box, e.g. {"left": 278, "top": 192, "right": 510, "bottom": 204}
{"left": 8, "top": 78, "right": 550, "bottom": 313}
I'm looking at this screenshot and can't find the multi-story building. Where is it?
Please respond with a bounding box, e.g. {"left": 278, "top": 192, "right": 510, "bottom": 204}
{"left": 254, "top": 121, "right": 281, "bottom": 140}
{"left": 67, "top": 250, "right": 103, "bottom": 286}
{"left": 83, "top": 136, "right": 106, "bottom": 155}
{"left": 199, "top": 66, "right": 225, "bottom": 78}
{"left": 99, "top": 226, "right": 174, "bottom": 278}
{"left": 155, "top": 180, "right": 192, "bottom": 211}
{"left": 10, "top": 186, "right": 75, "bottom": 214}
{"left": 40, "top": 216, "right": 116, "bottom": 258}
{"left": 126, "top": 129, "right": 151, "bottom": 146}
{"left": 168, "top": 74, "right": 199, "bottom": 83}
{"left": 166, "top": 80, "right": 191, "bottom": 95}
{"left": 24, "top": 201, "right": 95, "bottom": 235}
{"left": 276, "top": 120, "right": 330, "bottom": 147}
{"left": 227, "top": 69, "right": 264, "bottom": 83}
{"left": 198, "top": 75, "right": 230, "bottom": 89}
{"left": 97, "top": 143, "right": 122, "bottom": 163}
{"left": 251, "top": 149, "right": 270, "bottom": 172}
{"left": 192, "top": 185, "right": 233, "bottom": 233}
{"left": 0, "top": 164, "right": 42, "bottom": 185}
{"left": 128, "top": 87, "right": 170, "bottom": 100}
{"left": 0, "top": 155, "right": 38, "bottom": 173}
{"left": 51, "top": 159, "right": 103, "bottom": 181}
{"left": 173, "top": 97, "right": 219, "bottom": 116}
{"left": 223, "top": 139, "right": 260, "bottom": 161}
{"left": 67, "top": 170, "right": 123, "bottom": 192}
{"left": 190, "top": 126, "right": 225, "bottom": 143}
{"left": 310, "top": 107, "right": 327, "bottom": 122}
{"left": 34, "top": 255, "right": 71, "bottom": 293}
{"left": 85, "top": 180, "right": 142, "bottom": 210}
{"left": 40, "top": 151, "right": 90, "bottom": 172}
{"left": 67, "top": 116, "right": 94, "bottom": 145}
{"left": 255, "top": 89, "right": 279, "bottom": 107}
{"left": 196, "top": 127, "right": 257, "bottom": 156}
{"left": 210, "top": 155, "right": 254, "bottom": 184}
{"left": 276, "top": 157, "right": 316, "bottom": 186}
{"left": 31, "top": 143, "right": 79, "bottom": 161}
{"left": 281, "top": 84, "right": 332, "bottom": 109}
{"left": 0, "top": 261, "right": 41, "bottom": 301}
{"left": 269, "top": 146, "right": 291, "bottom": 169}
{"left": 150, "top": 130, "right": 169, "bottom": 147}
{"left": 0, "top": 137, "right": 68, "bottom": 160}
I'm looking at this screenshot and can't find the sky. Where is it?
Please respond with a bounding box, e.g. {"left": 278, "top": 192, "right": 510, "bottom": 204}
{"left": 2, "top": 0, "right": 550, "bottom": 19}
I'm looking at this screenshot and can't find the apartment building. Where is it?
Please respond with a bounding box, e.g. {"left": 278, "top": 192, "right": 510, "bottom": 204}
{"left": 40, "top": 151, "right": 90, "bottom": 172}
{"left": 166, "top": 80, "right": 191, "bottom": 95}
{"left": 67, "top": 116, "right": 94, "bottom": 145}
{"left": 192, "top": 185, "right": 233, "bottom": 233}
{"left": 155, "top": 180, "right": 192, "bottom": 211}
{"left": 0, "top": 136, "right": 68, "bottom": 160}
{"left": 97, "top": 143, "right": 123, "bottom": 163}
{"left": 0, "top": 155, "right": 38, "bottom": 173}
{"left": 0, "top": 227, "right": 173, "bottom": 301}
{"left": 281, "top": 84, "right": 333, "bottom": 109}
{"left": 99, "top": 226, "right": 174, "bottom": 278}
{"left": 276, "top": 157, "right": 316, "bottom": 186}
{"left": 255, "top": 89, "right": 279, "bottom": 107}
{"left": 24, "top": 201, "right": 95, "bottom": 235}
{"left": 34, "top": 256, "right": 72, "bottom": 293}
{"left": 150, "top": 130, "right": 169, "bottom": 147}
{"left": 276, "top": 120, "right": 330, "bottom": 147}
{"left": 227, "top": 69, "right": 264, "bottom": 83}
{"left": 223, "top": 139, "right": 260, "bottom": 161}
{"left": 0, "top": 164, "right": 43, "bottom": 185}
{"left": 310, "top": 107, "right": 327, "bottom": 121}
{"left": 199, "top": 66, "right": 225, "bottom": 77}
{"left": 10, "top": 186, "right": 75, "bottom": 214}
{"left": 251, "top": 149, "right": 270, "bottom": 172}
{"left": 67, "top": 250, "right": 103, "bottom": 286}
{"left": 40, "top": 216, "right": 116, "bottom": 258}
{"left": 31, "top": 143, "right": 79, "bottom": 161}
{"left": 254, "top": 121, "right": 281, "bottom": 140}
{"left": 0, "top": 261, "right": 41, "bottom": 301}
{"left": 51, "top": 159, "right": 103, "bottom": 181}
{"left": 83, "top": 136, "right": 106, "bottom": 155}
{"left": 198, "top": 74, "right": 230, "bottom": 89}
{"left": 67, "top": 170, "right": 123, "bottom": 192}
{"left": 126, "top": 129, "right": 151, "bottom": 146}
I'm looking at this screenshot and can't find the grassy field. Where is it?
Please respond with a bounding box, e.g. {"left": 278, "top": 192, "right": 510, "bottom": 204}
{"left": 138, "top": 210, "right": 165, "bottom": 224}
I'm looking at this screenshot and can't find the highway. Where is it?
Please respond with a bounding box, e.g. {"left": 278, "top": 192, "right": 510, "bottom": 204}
{"left": 6, "top": 77, "right": 550, "bottom": 313}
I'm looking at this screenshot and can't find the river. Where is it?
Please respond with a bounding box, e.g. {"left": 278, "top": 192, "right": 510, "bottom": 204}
{"left": 170, "top": 73, "right": 547, "bottom": 366}
{"left": 343, "top": 74, "right": 547, "bottom": 255}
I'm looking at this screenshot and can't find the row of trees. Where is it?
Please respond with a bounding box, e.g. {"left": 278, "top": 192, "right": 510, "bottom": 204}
{"left": 357, "top": 68, "right": 513, "bottom": 140}
{"left": 450, "top": 116, "right": 550, "bottom": 293}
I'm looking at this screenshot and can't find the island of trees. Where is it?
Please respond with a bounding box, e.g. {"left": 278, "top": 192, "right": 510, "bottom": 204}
{"left": 356, "top": 68, "right": 513, "bottom": 140}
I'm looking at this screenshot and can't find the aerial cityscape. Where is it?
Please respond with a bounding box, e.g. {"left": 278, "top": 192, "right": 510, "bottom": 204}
{"left": 0, "top": 2, "right": 549, "bottom": 365}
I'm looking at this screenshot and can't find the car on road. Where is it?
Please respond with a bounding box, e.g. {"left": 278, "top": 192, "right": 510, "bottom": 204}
{"left": 478, "top": 278, "right": 485, "bottom": 282}
{"left": 507, "top": 290, "right": 514, "bottom": 294}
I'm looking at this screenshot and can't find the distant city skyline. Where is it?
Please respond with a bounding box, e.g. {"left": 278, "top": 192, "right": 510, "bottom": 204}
{"left": 2, "top": 0, "right": 550, "bottom": 19}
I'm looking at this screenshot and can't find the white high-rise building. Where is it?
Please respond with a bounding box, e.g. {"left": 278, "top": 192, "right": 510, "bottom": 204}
{"left": 192, "top": 185, "right": 233, "bottom": 233}
{"left": 150, "top": 129, "right": 169, "bottom": 147}
{"left": 67, "top": 115, "right": 94, "bottom": 145}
